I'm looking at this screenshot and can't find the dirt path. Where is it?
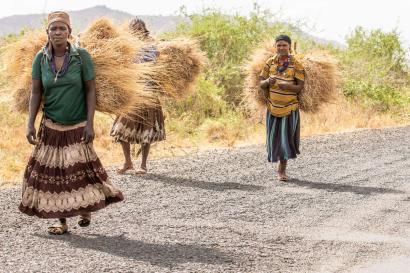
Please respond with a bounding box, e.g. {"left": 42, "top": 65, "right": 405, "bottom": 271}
{"left": 0, "top": 126, "right": 409, "bottom": 273}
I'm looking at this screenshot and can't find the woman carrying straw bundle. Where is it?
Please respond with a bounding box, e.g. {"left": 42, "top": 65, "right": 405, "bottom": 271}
{"left": 260, "top": 35, "right": 305, "bottom": 181}
{"left": 19, "top": 11, "right": 124, "bottom": 235}
{"left": 110, "top": 18, "right": 165, "bottom": 175}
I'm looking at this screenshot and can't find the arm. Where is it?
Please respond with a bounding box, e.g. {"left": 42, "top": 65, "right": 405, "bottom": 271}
{"left": 26, "top": 79, "right": 43, "bottom": 145}
{"left": 83, "top": 80, "right": 96, "bottom": 143}
{"left": 78, "top": 48, "right": 96, "bottom": 143}
{"left": 277, "top": 78, "right": 304, "bottom": 93}
{"left": 260, "top": 76, "right": 276, "bottom": 90}
{"left": 259, "top": 58, "right": 276, "bottom": 90}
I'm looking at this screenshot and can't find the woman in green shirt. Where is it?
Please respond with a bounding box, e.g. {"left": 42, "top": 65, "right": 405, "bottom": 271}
{"left": 19, "top": 11, "right": 124, "bottom": 235}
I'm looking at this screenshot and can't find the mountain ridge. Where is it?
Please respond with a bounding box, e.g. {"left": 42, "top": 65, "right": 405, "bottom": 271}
{"left": 0, "top": 5, "right": 185, "bottom": 36}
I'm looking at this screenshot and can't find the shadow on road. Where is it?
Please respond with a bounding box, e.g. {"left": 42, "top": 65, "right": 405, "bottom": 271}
{"left": 35, "top": 233, "right": 235, "bottom": 267}
{"left": 145, "top": 173, "right": 265, "bottom": 192}
{"left": 287, "top": 179, "right": 404, "bottom": 195}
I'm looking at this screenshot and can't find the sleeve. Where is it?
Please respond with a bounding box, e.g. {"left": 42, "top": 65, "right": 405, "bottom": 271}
{"left": 259, "top": 57, "right": 272, "bottom": 79}
{"left": 78, "top": 48, "right": 95, "bottom": 81}
{"left": 294, "top": 59, "right": 305, "bottom": 81}
{"left": 31, "top": 51, "right": 42, "bottom": 80}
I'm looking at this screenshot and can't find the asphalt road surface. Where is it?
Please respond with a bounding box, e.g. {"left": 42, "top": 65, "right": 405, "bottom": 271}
{"left": 1, "top": 126, "right": 409, "bottom": 273}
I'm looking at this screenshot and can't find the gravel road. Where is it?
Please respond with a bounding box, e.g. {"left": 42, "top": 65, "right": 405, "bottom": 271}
{"left": 1, "top": 126, "right": 409, "bottom": 273}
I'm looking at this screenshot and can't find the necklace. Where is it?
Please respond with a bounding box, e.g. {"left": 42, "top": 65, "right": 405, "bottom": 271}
{"left": 53, "top": 45, "right": 69, "bottom": 57}
{"left": 277, "top": 55, "right": 290, "bottom": 73}
{"left": 52, "top": 52, "right": 70, "bottom": 83}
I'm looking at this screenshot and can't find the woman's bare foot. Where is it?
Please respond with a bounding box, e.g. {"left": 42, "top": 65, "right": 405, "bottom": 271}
{"left": 277, "top": 172, "right": 289, "bottom": 181}
{"left": 135, "top": 166, "right": 147, "bottom": 175}
{"left": 277, "top": 160, "right": 288, "bottom": 181}
{"left": 117, "top": 163, "right": 134, "bottom": 174}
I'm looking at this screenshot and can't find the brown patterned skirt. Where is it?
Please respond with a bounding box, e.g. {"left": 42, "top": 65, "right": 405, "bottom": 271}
{"left": 19, "top": 119, "right": 124, "bottom": 219}
{"left": 110, "top": 104, "right": 166, "bottom": 144}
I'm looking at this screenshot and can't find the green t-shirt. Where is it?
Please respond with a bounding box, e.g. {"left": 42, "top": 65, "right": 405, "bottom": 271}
{"left": 32, "top": 44, "right": 95, "bottom": 125}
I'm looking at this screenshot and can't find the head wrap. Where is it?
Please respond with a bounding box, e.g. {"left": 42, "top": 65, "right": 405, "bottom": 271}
{"left": 47, "top": 11, "right": 71, "bottom": 28}
{"left": 275, "top": 34, "right": 291, "bottom": 45}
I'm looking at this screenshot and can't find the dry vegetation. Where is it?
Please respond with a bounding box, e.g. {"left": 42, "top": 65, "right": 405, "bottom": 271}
{"left": 2, "top": 18, "right": 157, "bottom": 116}
{"left": 1, "top": 29, "right": 47, "bottom": 112}
{"left": 151, "top": 38, "right": 207, "bottom": 99}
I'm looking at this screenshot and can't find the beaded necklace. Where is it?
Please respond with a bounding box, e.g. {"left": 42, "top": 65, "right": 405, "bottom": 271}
{"left": 276, "top": 55, "right": 290, "bottom": 73}
{"left": 51, "top": 45, "right": 70, "bottom": 83}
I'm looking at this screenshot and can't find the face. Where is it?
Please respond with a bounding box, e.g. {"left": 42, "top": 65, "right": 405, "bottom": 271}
{"left": 275, "top": 40, "right": 290, "bottom": 56}
{"left": 47, "top": 21, "right": 70, "bottom": 47}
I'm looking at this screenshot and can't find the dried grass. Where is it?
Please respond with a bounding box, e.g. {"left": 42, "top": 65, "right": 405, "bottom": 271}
{"left": 80, "top": 18, "right": 120, "bottom": 41}
{"left": 301, "top": 95, "right": 404, "bottom": 136}
{"left": 243, "top": 40, "right": 339, "bottom": 113}
{"left": 243, "top": 41, "right": 273, "bottom": 111}
{"left": 2, "top": 18, "right": 157, "bottom": 116}
{"left": 1, "top": 29, "right": 47, "bottom": 112}
{"left": 150, "top": 38, "right": 207, "bottom": 99}
{"left": 298, "top": 51, "right": 339, "bottom": 112}
{"left": 76, "top": 18, "right": 157, "bottom": 116}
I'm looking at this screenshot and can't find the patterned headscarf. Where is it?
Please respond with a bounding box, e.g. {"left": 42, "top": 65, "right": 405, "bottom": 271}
{"left": 47, "top": 11, "right": 71, "bottom": 29}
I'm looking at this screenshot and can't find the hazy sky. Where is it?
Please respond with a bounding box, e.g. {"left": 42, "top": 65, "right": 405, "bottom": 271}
{"left": 2, "top": 0, "right": 410, "bottom": 47}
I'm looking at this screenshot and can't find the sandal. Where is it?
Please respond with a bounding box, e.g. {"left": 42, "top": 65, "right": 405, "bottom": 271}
{"left": 48, "top": 224, "right": 68, "bottom": 235}
{"left": 78, "top": 213, "right": 91, "bottom": 227}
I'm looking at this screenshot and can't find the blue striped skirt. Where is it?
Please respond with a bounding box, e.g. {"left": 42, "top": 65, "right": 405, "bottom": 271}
{"left": 266, "top": 109, "right": 300, "bottom": 162}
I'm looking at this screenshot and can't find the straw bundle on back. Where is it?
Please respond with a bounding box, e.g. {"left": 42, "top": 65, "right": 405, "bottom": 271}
{"left": 78, "top": 18, "right": 156, "bottom": 116}
{"left": 2, "top": 18, "right": 156, "bottom": 116}
{"left": 1, "top": 29, "right": 47, "bottom": 112}
{"left": 243, "top": 41, "right": 274, "bottom": 111}
{"left": 150, "top": 38, "right": 207, "bottom": 99}
{"left": 243, "top": 40, "right": 338, "bottom": 113}
{"left": 297, "top": 51, "right": 338, "bottom": 112}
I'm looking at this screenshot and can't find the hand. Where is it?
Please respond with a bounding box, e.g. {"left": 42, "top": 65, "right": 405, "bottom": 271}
{"left": 277, "top": 83, "right": 289, "bottom": 90}
{"left": 260, "top": 79, "right": 269, "bottom": 90}
{"left": 82, "top": 124, "right": 95, "bottom": 143}
{"left": 26, "top": 124, "right": 38, "bottom": 145}
{"left": 268, "top": 77, "right": 276, "bottom": 85}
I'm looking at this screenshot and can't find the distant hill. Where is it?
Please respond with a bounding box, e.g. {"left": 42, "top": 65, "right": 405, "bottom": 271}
{"left": 0, "top": 5, "right": 186, "bottom": 36}
{"left": 0, "top": 5, "right": 343, "bottom": 48}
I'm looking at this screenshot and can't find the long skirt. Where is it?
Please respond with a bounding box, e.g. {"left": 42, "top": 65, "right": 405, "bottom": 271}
{"left": 19, "top": 119, "right": 124, "bottom": 219}
{"left": 110, "top": 103, "right": 166, "bottom": 145}
{"left": 266, "top": 109, "right": 300, "bottom": 162}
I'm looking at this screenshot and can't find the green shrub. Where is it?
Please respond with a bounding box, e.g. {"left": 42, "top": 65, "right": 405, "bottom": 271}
{"left": 338, "top": 27, "right": 409, "bottom": 111}
{"left": 343, "top": 79, "right": 408, "bottom": 111}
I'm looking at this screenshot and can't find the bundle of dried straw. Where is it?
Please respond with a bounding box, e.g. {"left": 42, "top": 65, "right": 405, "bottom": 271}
{"left": 149, "top": 38, "right": 207, "bottom": 99}
{"left": 244, "top": 40, "right": 339, "bottom": 113}
{"left": 2, "top": 18, "right": 156, "bottom": 116}
{"left": 79, "top": 18, "right": 156, "bottom": 116}
{"left": 2, "top": 29, "right": 47, "bottom": 112}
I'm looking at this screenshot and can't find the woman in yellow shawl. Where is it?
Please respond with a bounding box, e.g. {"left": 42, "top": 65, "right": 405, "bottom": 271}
{"left": 259, "top": 35, "right": 305, "bottom": 181}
